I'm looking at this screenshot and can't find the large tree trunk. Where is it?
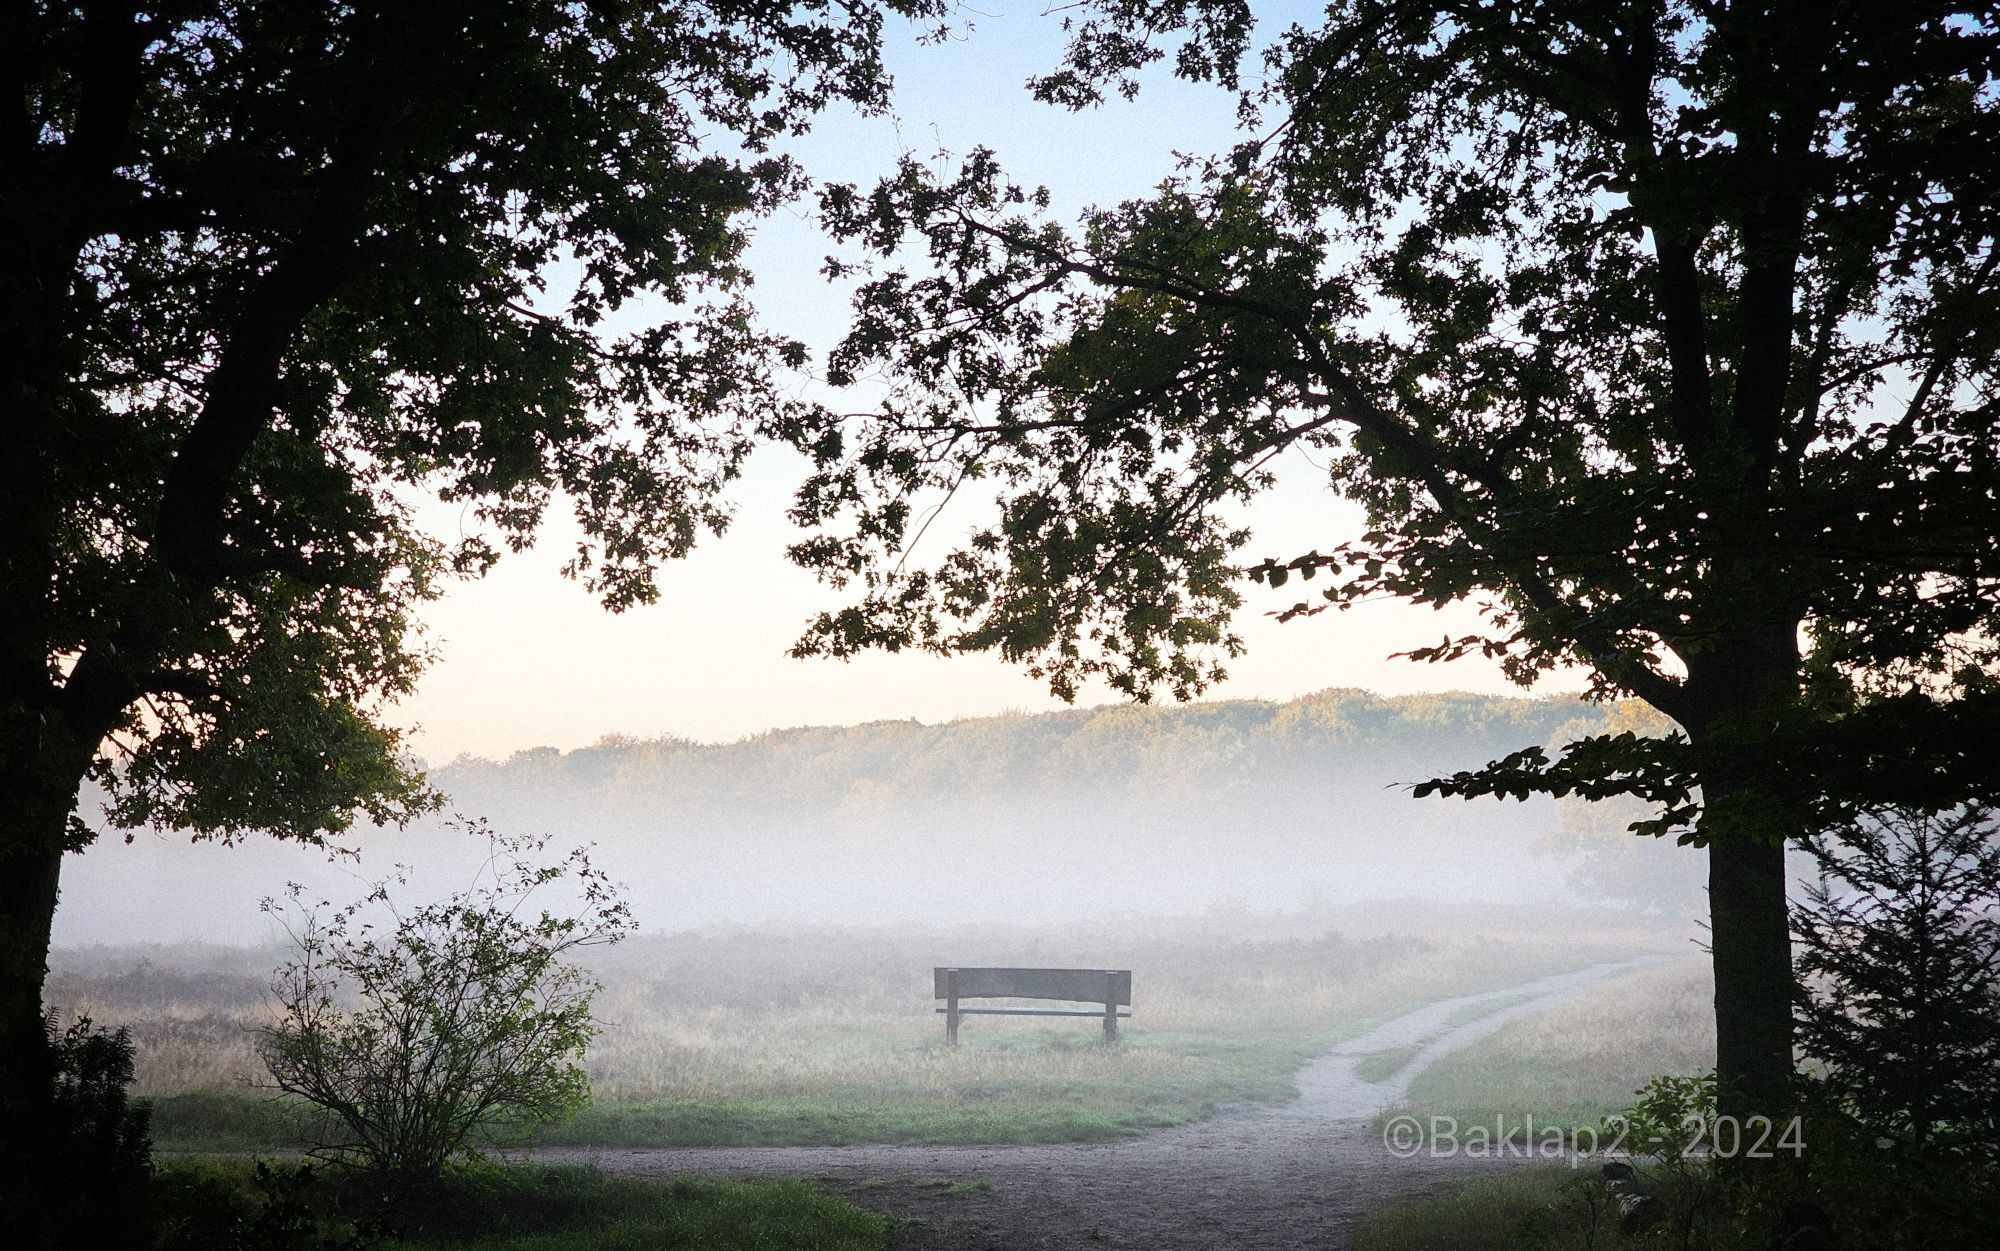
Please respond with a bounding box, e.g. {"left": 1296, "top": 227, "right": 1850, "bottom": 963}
{"left": 1685, "top": 628, "right": 1803, "bottom": 1121}
{"left": 1706, "top": 826, "right": 1795, "bottom": 1118}
{"left": 0, "top": 759, "right": 87, "bottom": 1226}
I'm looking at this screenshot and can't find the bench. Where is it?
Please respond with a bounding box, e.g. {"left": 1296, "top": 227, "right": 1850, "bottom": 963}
{"left": 933, "top": 966, "right": 1132, "bottom": 1044}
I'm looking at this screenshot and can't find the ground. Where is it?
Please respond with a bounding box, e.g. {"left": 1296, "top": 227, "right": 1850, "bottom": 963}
{"left": 543, "top": 959, "right": 1656, "bottom": 1250}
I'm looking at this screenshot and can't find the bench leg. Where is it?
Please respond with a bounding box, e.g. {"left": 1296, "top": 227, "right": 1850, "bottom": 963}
{"left": 946, "top": 970, "right": 960, "bottom": 1045}
{"left": 1102, "top": 972, "right": 1119, "bottom": 1042}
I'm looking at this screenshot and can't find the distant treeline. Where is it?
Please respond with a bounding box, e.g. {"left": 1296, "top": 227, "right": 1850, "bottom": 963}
{"left": 418, "top": 689, "right": 1624, "bottom": 927}
{"left": 63, "top": 689, "right": 1689, "bottom": 944}
{"left": 435, "top": 687, "right": 1596, "bottom": 828}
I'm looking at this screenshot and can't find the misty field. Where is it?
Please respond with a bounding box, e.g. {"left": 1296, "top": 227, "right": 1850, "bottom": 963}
{"left": 47, "top": 909, "right": 1688, "bottom": 1153}
{"left": 1374, "top": 956, "right": 1716, "bottom": 1139}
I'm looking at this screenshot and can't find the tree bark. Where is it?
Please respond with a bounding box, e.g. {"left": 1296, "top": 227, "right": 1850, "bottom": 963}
{"left": 1706, "top": 825, "right": 1795, "bottom": 1119}
{"left": 0, "top": 753, "right": 91, "bottom": 1226}
{"left": 1685, "top": 627, "right": 1804, "bottom": 1121}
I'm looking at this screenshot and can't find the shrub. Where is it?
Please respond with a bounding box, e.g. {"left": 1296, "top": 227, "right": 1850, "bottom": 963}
{"left": 259, "top": 821, "right": 633, "bottom": 1179}
{"left": 152, "top": 1160, "right": 381, "bottom": 1251}
{"left": 1596, "top": 1074, "right": 1727, "bottom": 1247}
{"left": 25, "top": 1015, "right": 156, "bottom": 1249}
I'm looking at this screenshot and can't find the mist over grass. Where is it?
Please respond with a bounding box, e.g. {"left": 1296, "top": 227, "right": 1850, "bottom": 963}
{"left": 49, "top": 907, "right": 1694, "bottom": 1153}
{"left": 44, "top": 687, "right": 1715, "bottom": 1166}
{"left": 1376, "top": 958, "right": 1717, "bottom": 1139}
{"left": 55, "top": 689, "right": 1709, "bottom": 947}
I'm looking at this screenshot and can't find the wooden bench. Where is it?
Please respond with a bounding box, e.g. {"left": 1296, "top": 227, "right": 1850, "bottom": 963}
{"left": 933, "top": 966, "right": 1132, "bottom": 1044}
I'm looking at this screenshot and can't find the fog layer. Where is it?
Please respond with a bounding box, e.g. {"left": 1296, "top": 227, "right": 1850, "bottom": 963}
{"left": 56, "top": 688, "right": 1703, "bottom": 946}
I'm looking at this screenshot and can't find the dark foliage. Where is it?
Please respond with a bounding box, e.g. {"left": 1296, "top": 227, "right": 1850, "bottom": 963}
{"left": 1794, "top": 805, "right": 2000, "bottom": 1159}
{"left": 1536, "top": 1073, "right": 2000, "bottom": 1249}
{"left": 26, "top": 1016, "right": 153, "bottom": 1250}
{"left": 152, "top": 1161, "right": 381, "bottom": 1251}
{"left": 1777, "top": 1090, "right": 2000, "bottom": 1251}
{"left": 793, "top": 1, "right": 2000, "bottom": 833}
{"left": 0, "top": 0, "right": 938, "bottom": 1195}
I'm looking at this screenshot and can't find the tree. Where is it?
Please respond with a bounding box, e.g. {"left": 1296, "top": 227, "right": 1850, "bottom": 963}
{"left": 260, "top": 823, "right": 632, "bottom": 1180}
{"left": 783, "top": 2, "right": 2000, "bottom": 1120}
{"left": 1794, "top": 804, "right": 2000, "bottom": 1159}
{"left": 0, "top": 0, "right": 935, "bottom": 1204}
{"left": 1545, "top": 794, "right": 1709, "bottom": 918}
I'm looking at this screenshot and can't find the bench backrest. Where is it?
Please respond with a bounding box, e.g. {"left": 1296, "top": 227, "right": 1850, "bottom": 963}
{"left": 933, "top": 966, "right": 1132, "bottom": 1006}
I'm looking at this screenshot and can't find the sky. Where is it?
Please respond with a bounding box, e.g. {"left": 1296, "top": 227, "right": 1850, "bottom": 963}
{"left": 393, "top": 4, "right": 1585, "bottom": 762}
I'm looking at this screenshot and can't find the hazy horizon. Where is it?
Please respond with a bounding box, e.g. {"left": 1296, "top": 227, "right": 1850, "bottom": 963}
{"left": 406, "top": 680, "right": 1585, "bottom": 763}
{"left": 56, "top": 687, "right": 1708, "bottom": 950}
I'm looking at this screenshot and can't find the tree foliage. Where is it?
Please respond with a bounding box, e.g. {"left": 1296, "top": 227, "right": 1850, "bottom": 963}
{"left": 37, "top": 1016, "right": 154, "bottom": 1249}
{"left": 1794, "top": 805, "right": 2000, "bottom": 1159}
{"left": 260, "top": 823, "right": 633, "bottom": 1180}
{"left": 790, "top": 1, "right": 2000, "bottom": 833}
{"left": 5, "top": 0, "right": 932, "bottom": 847}
{"left": 0, "top": 0, "right": 933, "bottom": 1187}
{"left": 782, "top": 0, "right": 2000, "bottom": 1116}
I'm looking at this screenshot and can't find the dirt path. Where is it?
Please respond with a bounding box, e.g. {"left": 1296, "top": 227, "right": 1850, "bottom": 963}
{"left": 548, "top": 958, "right": 1658, "bottom": 1250}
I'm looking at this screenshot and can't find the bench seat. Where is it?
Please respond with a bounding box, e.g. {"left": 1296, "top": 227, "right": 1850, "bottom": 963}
{"left": 934, "top": 1006, "right": 1133, "bottom": 1017}
{"left": 934, "top": 966, "right": 1133, "bottom": 1042}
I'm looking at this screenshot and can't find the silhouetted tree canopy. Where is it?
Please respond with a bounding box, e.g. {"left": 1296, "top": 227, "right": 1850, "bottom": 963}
{"left": 0, "top": 0, "right": 933, "bottom": 1222}
{"left": 786, "top": 2, "right": 2000, "bottom": 1114}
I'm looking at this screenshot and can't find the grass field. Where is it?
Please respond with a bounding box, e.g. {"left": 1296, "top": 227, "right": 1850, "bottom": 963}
{"left": 154, "top": 1158, "right": 894, "bottom": 1251}
{"left": 1374, "top": 956, "right": 1716, "bottom": 1139}
{"left": 1351, "top": 1166, "right": 1589, "bottom": 1251}
{"left": 1350, "top": 992, "right": 1539, "bottom": 1083}
{"left": 51, "top": 911, "right": 1678, "bottom": 1153}
{"left": 1354, "top": 961, "right": 1717, "bottom": 1250}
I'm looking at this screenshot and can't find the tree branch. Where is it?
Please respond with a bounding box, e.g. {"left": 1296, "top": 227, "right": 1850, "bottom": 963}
{"left": 1881, "top": 244, "right": 2000, "bottom": 458}
{"left": 56, "top": 57, "right": 400, "bottom": 744}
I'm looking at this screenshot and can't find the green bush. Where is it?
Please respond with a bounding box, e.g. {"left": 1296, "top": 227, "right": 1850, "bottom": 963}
{"left": 260, "top": 824, "right": 633, "bottom": 1180}
{"left": 25, "top": 1015, "right": 156, "bottom": 1250}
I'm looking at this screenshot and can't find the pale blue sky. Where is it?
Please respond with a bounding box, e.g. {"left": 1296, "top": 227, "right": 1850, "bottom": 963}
{"left": 397, "top": 4, "right": 1584, "bottom": 761}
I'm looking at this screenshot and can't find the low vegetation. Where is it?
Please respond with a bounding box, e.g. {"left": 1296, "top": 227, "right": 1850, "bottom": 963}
{"left": 1364, "top": 808, "right": 2000, "bottom": 1249}
{"left": 1353, "top": 1167, "right": 1581, "bottom": 1251}
{"left": 260, "top": 827, "right": 632, "bottom": 1177}
{"left": 51, "top": 913, "right": 1673, "bottom": 1152}
{"left": 1351, "top": 1043, "right": 1427, "bottom": 1084}
{"left": 1377, "top": 958, "right": 1715, "bottom": 1139}
{"left": 151, "top": 1158, "right": 894, "bottom": 1251}
{"left": 1351, "top": 993, "right": 1539, "bottom": 1084}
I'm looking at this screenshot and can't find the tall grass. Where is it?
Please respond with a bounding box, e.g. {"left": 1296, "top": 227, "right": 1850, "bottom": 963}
{"left": 1379, "top": 957, "right": 1716, "bottom": 1137}
{"left": 1352, "top": 1167, "right": 1582, "bottom": 1251}
{"left": 563, "top": 918, "right": 1659, "bottom": 1144}
{"left": 52, "top": 914, "right": 1680, "bottom": 1150}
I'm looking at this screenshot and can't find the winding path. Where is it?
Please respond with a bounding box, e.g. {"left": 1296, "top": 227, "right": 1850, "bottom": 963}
{"left": 550, "top": 958, "right": 1658, "bottom": 1249}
